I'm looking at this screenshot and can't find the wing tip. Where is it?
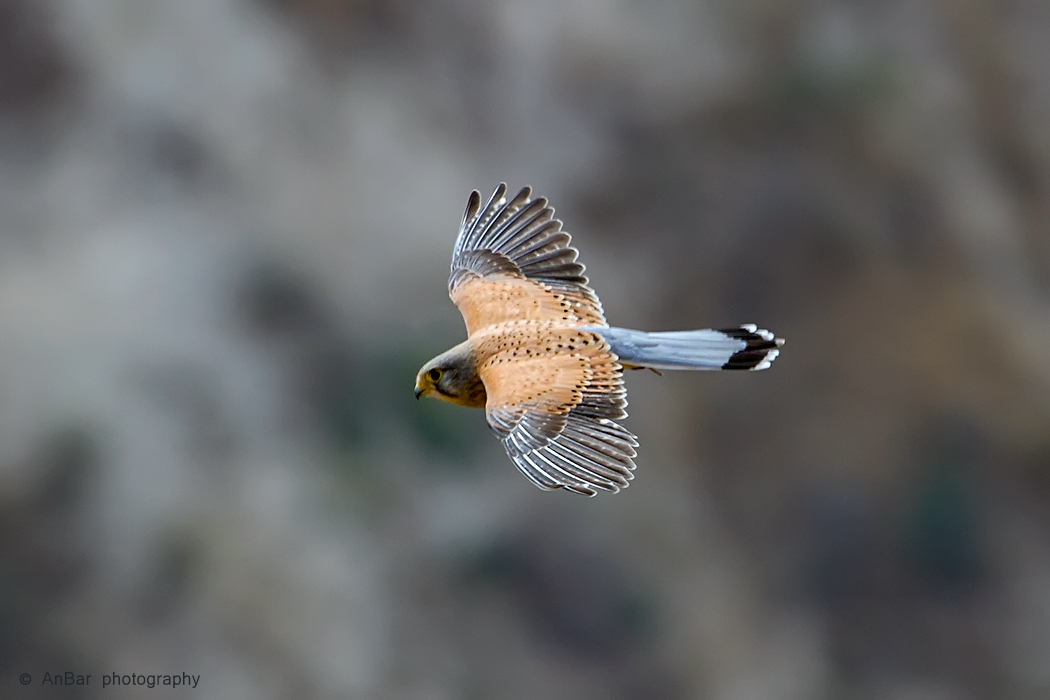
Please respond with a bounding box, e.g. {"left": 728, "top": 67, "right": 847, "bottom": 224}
{"left": 511, "top": 184, "right": 532, "bottom": 203}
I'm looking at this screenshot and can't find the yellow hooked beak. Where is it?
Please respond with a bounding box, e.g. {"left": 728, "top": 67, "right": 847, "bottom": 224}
{"left": 414, "top": 385, "right": 424, "bottom": 400}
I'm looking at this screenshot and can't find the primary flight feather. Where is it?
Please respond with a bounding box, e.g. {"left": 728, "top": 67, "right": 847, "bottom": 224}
{"left": 415, "top": 184, "right": 784, "bottom": 496}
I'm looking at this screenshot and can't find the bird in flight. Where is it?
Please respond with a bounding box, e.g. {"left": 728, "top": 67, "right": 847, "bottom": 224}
{"left": 415, "top": 184, "right": 783, "bottom": 496}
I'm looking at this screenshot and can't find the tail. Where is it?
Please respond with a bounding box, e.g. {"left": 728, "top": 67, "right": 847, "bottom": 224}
{"left": 584, "top": 324, "right": 784, "bottom": 371}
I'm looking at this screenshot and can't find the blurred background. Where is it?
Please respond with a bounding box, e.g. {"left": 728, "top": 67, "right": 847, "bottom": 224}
{"left": 1, "top": 0, "right": 1049, "bottom": 698}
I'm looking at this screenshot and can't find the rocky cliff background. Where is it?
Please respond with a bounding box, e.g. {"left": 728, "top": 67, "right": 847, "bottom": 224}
{"left": 2, "top": 0, "right": 1050, "bottom": 698}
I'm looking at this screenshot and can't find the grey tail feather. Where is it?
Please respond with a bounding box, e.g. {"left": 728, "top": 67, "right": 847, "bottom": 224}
{"left": 583, "top": 324, "right": 784, "bottom": 371}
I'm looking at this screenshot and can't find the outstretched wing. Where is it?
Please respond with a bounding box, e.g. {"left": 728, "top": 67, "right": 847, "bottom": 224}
{"left": 449, "top": 184, "right": 606, "bottom": 335}
{"left": 479, "top": 329, "right": 637, "bottom": 496}
{"left": 448, "top": 185, "right": 635, "bottom": 494}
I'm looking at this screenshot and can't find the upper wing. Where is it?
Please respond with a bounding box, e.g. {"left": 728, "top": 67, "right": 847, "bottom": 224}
{"left": 479, "top": 331, "right": 638, "bottom": 496}
{"left": 449, "top": 184, "right": 606, "bottom": 335}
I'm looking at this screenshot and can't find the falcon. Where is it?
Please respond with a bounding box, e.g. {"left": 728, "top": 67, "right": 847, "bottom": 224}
{"left": 415, "top": 184, "right": 783, "bottom": 496}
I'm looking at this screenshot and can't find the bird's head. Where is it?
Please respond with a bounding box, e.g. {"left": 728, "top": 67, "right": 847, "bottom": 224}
{"left": 414, "top": 341, "right": 487, "bottom": 408}
{"left": 414, "top": 359, "right": 447, "bottom": 401}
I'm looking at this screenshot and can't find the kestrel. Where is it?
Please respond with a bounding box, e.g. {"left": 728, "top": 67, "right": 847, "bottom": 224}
{"left": 415, "top": 184, "right": 783, "bottom": 496}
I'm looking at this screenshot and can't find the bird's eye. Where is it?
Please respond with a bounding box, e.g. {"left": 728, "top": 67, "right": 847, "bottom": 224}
{"left": 428, "top": 368, "right": 442, "bottom": 382}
